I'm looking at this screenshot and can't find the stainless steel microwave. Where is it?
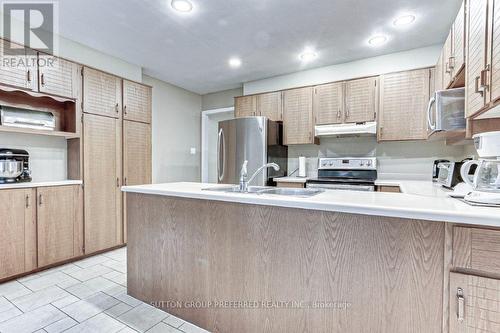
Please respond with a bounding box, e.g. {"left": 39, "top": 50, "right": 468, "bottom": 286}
{"left": 427, "top": 87, "right": 466, "bottom": 135}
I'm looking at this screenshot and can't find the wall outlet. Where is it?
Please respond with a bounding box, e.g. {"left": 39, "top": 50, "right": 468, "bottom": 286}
{"left": 190, "top": 147, "right": 196, "bottom": 155}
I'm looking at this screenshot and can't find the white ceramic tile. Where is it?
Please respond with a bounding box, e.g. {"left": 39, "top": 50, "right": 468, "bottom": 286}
{"left": 102, "top": 249, "right": 127, "bottom": 262}
{"left": 44, "top": 316, "right": 78, "bottom": 333}
{"left": 0, "top": 304, "right": 65, "bottom": 333}
{"left": 64, "top": 313, "right": 126, "bottom": 333}
{"left": 73, "top": 255, "right": 110, "bottom": 269}
{"left": 0, "top": 296, "right": 14, "bottom": 313}
{"left": 147, "top": 322, "right": 182, "bottom": 333}
{"left": 17, "top": 273, "right": 42, "bottom": 283}
{"left": 51, "top": 294, "right": 80, "bottom": 309}
{"left": 61, "top": 292, "right": 120, "bottom": 322}
{"left": 118, "top": 327, "right": 138, "bottom": 333}
{"left": 66, "top": 277, "right": 120, "bottom": 299}
{"left": 0, "top": 307, "right": 22, "bottom": 323}
{"left": 101, "top": 260, "right": 127, "bottom": 273}
{"left": 103, "top": 271, "right": 127, "bottom": 286}
{"left": 117, "top": 303, "right": 168, "bottom": 332}
{"left": 163, "top": 314, "right": 186, "bottom": 328}
{"left": 114, "top": 292, "right": 143, "bottom": 308}
{"left": 65, "top": 282, "right": 98, "bottom": 299}
{"left": 67, "top": 264, "right": 114, "bottom": 282}
{"left": 21, "top": 272, "right": 76, "bottom": 292}
{"left": 105, "top": 302, "right": 133, "bottom": 318}
{"left": 179, "top": 322, "right": 210, "bottom": 333}
{"left": 0, "top": 281, "right": 33, "bottom": 300}
{"left": 10, "top": 285, "right": 70, "bottom": 312}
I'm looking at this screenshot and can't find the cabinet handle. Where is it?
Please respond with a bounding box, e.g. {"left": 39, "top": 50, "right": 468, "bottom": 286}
{"left": 116, "top": 177, "right": 120, "bottom": 188}
{"left": 457, "top": 287, "right": 465, "bottom": 322}
{"left": 40, "top": 73, "right": 45, "bottom": 86}
{"left": 124, "top": 178, "right": 128, "bottom": 186}
{"left": 345, "top": 108, "right": 350, "bottom": 119}
{"left": 480, "top": 65, "right": 490, "bottom": 89}
{"left": 26, "top": 70, "right": 31, "bottom": 83}
{"left": 123, "top": 105, "right": 127, "bottom": 115}
{"left": 445, "top": 62, "right": 451, "bottom": 74}
{"left": 448, "top": 56, "right": 455, "bottom": 70}
{"left": 474, "top": 76, "right": 484, "bottom": 96}
{"left": 337, "top": 108, "right": 342, "bottom": 119}
{"left": 25, "top": 194, "right": 30, "bottom": 208}
{"left": 115, "top": 103, "right": 119, "bottom": 113}
{"left": 38, "top": 194, "right": 42, "bottom": 206}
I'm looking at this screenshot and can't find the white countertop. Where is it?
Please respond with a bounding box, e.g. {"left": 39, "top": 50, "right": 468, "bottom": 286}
{"left": 273, "top": 176, "right": 309, "bottom": 183}
{"left": 122, "top": 181, "right": 500, "bottom": 227}
{"left": 0, "top": 180, "right": 83, "bottom": 190}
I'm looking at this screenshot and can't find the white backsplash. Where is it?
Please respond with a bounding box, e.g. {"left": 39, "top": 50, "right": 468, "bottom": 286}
{"left": 0, "top": 133, "right": 68, "bottom": 182}
{"left": 287, "top": 136, "right": 473, "bottom": 181}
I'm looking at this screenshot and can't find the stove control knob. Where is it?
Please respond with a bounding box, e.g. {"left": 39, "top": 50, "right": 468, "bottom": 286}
{"left": 367, "top": 161, "right": 372, "bottom": 167}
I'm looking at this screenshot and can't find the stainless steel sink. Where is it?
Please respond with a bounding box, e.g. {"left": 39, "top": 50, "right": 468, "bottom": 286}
{"left": 202, "top": 186, "right": 269, "bottom": 194}
{"left": 260, "top": 188, "right": 324, "bottom": 197}
{"left": 203, "top": 186, "right": 323, "bottom": 197}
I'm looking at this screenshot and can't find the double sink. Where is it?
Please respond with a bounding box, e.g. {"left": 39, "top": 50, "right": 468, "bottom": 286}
{"left": 203, "top": 186, "right": 323, "bottom": 197}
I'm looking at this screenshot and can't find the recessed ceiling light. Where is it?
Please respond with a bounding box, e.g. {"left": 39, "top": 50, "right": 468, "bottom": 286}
{"left": 393, "top": 14, "right": 416, "bottom": 26}
{"left": 171, "top": 0, "right": 193, "bottom": 12}
{"left": 299, "top": 50, "right": 318, "bottom": 62}
{"left": 229, "top": 57, "right": 242, "bottom": 68}
{"left": 368, "top": 35, "right": 388, "bottom": 46}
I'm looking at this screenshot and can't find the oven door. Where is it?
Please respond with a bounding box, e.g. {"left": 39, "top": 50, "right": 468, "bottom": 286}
{"left": 306, "top": 183, "right": 375, "bottom": 192}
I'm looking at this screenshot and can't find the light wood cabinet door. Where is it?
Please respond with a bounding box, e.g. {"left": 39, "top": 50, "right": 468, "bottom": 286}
{"left": 489, "top": 0, "right": 500, "bottom": 104}
{"left": 0, "top": 39, "right": 37, "bottom": 91}
{"left": 379, "top": 69, "right": 430, "bottom": 141}
{"left": 37, "top": 185, "right": 83, "bottom": 267}
{"left": 313, "top": 82, "right": 343, "bottom": 125}
{"left": 0, "top": 189, "right": 36, "bottom": 279}
{"left": 452, "top": 1, "right": 466, "bottom": 74}
{"left": 234, "top": 95, "right": 257, "bottom": 118}
{"left": 83, "top": 67, "right": 122, "bottom": 118}
{"left": 283, "top": 87, "right": 315, "bottom": 145}
{"left": 38, "top": 53, "right": 80, "bottom": 99}
{"left": 123, "top": 120, "right": 152, "bottom": 186}
{"left": 444, "top": 30, "right": 454, "bottom": 87}
{"left": 123, "top": 80, "right": 152, "bottom": 123}
{"left": 466, "top": 0, "right": 488, "bottom": 117}
{"left": 83, "top": 114, "right": 122, "bottom": 253}
{"left": 435, "top": 51, "right": 445, "bottom": 92}
{"left": 449, "top": 272, "right": 500, "bottom": 333}
{"left": 344, "top": 77, "right": 378, "bottom": 123}
{"left": 256, "top": 92, "right": 282, "bottom": 121}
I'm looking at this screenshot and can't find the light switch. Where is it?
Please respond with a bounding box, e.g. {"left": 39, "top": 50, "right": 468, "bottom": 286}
{"left": 190, "top": 147, "right": 196, "bottom": 155}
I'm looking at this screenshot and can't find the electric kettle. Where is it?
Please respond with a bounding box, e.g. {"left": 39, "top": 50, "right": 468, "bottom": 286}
{"left": 460, "top": 131, "right": 500, "bottom": 206}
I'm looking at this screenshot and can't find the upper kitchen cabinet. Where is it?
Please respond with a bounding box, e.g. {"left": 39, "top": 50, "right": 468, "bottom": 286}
{"left": 344, "top": 77, "right": 378, "bottom": 123}
{"left": 38, "top": 53, "right": 80, "bottom": 99}
{"left": 443, "top": 31, "right": 454, "bottom": 86}
{"left": 313, "top": 82, "right": 343, "bottom": 125}
{"left": 234, "top": 95, "right": 257, "bottom": 118}
{"left": 453, "top": 1, "right": 466, "bottom": 76}
{"left": 466, "top": 0, "right": 488, "bottom": 117}
{"left": 283, "top": 87, "right": 317, "bottom": 145}
{"left": 378, "top": 68, "right": 431, "bottom": 141}
{"left": 123, "top": 120, "right": 152, "bottom": 187}
{"left": 83, "top": 67, "right": 122, "bottom": 118}
{"left": 256, "top": 91, "right": 282, "bottom": 121}
{"left": 0, "top": 188, "right": 36, "bottom": 280}
{"left": 0, "top": 39, "right": 37, "bottom": 91}
{"left": 37, "top": 185, "right": 83, "bottom": 267}
{"left": 488, "top": 0, "right": 500, "bottom": 105}
{"left": 123, "top": 80, "right": 152, "bottom": 123}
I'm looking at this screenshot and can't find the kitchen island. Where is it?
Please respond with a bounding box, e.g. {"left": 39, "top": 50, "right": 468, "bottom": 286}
{"left": 122, "top": 182, "right": 500, "bottom": 333}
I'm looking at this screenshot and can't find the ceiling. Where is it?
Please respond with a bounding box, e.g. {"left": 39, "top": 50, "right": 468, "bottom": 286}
{"left": 58, "top": 0, "right": 461, "bottom": 94}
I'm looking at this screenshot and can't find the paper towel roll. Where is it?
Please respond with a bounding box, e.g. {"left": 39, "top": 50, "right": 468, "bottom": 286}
{"left": 298, "top": 156, "right": 307, "bottom": 177}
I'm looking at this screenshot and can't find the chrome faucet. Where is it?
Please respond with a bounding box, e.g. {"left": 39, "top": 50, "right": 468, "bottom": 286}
{"left": 239, "top": 160, "right": 280, "bottom": 192}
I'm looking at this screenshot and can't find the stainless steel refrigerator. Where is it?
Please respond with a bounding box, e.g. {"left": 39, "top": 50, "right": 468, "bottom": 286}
{"left": 217, "top": 117, "right": 287, "bottom": 186}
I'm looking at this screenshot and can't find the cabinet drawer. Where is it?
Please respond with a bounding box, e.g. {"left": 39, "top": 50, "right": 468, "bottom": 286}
{"left": 453, "top": 227, "right": 500, "bottom": 274}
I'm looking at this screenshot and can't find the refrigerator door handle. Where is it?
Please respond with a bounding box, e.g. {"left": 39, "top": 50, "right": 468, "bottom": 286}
{"left": 217, "top": 128, "right": 225, "bottom": 182}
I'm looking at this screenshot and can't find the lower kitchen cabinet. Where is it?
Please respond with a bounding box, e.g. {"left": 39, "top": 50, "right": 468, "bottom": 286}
{"left": 449, "top": 272, "right": 500, "bottom": 332}
{"left": 0, "top": 189, "right": 36, "bottom": 280}
{"left": 83, "top": 113, "right": 123, "bottom": 254}
{"left": 37, "top": 185, "right": 83, "bottom": 267}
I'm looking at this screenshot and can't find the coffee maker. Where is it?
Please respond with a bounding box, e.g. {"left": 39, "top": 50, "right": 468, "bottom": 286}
{"left": 0, "top": 149, "right": 32, "bottom": 184}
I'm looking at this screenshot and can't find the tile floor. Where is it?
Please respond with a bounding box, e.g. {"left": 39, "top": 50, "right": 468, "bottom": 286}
{"left": 0, "top": 248, "right": 209, "bottom": 333}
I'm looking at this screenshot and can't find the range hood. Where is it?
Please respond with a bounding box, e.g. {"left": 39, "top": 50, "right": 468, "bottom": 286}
{"left": 315, "top": 122, "right": 377, "bottom": 137}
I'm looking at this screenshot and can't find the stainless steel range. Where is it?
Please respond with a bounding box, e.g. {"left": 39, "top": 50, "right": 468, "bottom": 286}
{"left": 306, "top": 157, "right": 377, "bottom": 192}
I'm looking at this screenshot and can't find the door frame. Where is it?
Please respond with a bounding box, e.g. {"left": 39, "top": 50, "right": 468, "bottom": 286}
{"left": 201, "top": 107, "right": 234, "bottom": 183}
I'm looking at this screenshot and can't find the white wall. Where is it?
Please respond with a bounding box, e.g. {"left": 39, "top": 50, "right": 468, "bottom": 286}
{"left": 202, "top": 88, "right": 242, "bottom": 111}
{"left": 244, "top": 45, "right": 441, "bottom": 95}
{"left": 143, "top": 75, "right": 202, "bottom": 183}
{"left": 0, "top": 133, "right": 67, "bottom": 182}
